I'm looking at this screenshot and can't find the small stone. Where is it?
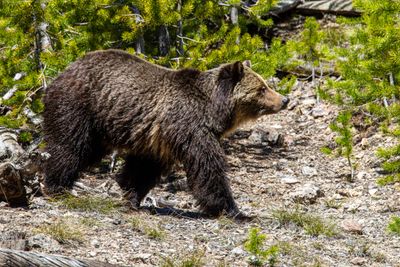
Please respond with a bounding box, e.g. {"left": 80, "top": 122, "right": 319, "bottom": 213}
{"left": 302, "top": 166, "right": 318, "bottom": 176}
{"left": 368, "top": 188, "right": 378, "bottom": 196}
{"left": 311, "top": 107, "right": 328, "bottom": 118}
{"left": 280, "top": 175, "right": 300, "bottom": 184}
{"left": 248, "top": 130, "right": 263, "bottom": 145}
{"left": 350, "top": 257, "right": 367, "bottom": 265}
{"left": 13, "top": 72, "right": 25, "bottom": 81}
{"left": 289, "top": 183, "right": 324, "bottom": 204}
{"left": 302, "top": 98, "right": 316, "bottom": 106}
{"left": 90, "top": 239, "right": 100, "bottom": 248}
{"left": 343, "top": 200, "right": 363, "bottom": 212}
{"left": 288, "top": 99, "right": 299, "bottom": 110}
{"left": 134, "top": 253, "right": 152, "bottom": 260}
{"left": 360, "top": 138, "right": 369, "bottom": 149}
{"left": 89, "top": 251, "right": 97, "bottom": 257}
{"left": 27, "top": 234, "right": 61, "bottom": 252}
{"left": 341, "top": 219, "right": 363, "bottom": 234}
{"left": 356, "top": 171, "right": 368, "bottom": 180}
{"left": 231, "top": 246, "right": 245, "bottom": 255}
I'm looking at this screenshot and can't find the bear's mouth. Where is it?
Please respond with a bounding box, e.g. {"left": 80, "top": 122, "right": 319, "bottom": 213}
{"left": 258, "top": 108, "right": 274, "bottom": 115}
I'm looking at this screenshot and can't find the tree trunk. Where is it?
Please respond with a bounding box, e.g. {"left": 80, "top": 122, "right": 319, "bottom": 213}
{"left": 158, "top": 25, "right": 170, "bottom": 56}
{"left": 0, "top": 248, "right": 124, "bottom": 267}
{"left": 176, "top": 0, "right": 184, "bottom": 57}
{"left": 131, "top": 6, "right": 145, "bottom": 54}
{"left": 230, "top": 5, "right": 240, "bottom": 44}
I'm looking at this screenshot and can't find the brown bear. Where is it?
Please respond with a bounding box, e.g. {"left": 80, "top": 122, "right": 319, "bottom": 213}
{"left": 43, "top": 49, "right": 288, "bottom": 218}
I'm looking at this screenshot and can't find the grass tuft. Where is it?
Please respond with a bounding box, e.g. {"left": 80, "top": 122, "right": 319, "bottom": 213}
{"left": 35, "top": 220, "right": 83, "bottom": 244}
{"left": 272, "top": 209, "right": 337, "bottom": 237}
{"left": 388, "top": 216, "right": 400, "bottom": 235}
{"left": 129, "top": 217, "right": 166, "bottom": 240}
{"left": 161, "top": 249, "right": 205, "bottom": 267}
{"left": 55, "top": 193, "right": 123, "bottom": 214}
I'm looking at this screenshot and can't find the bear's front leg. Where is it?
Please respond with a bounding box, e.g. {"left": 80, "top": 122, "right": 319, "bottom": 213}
{"left": 180, "top": 131, "right": 244, "bottom": 218}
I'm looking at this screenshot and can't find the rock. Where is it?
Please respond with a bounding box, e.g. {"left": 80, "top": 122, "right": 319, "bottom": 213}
{"left": 340, "top": 219, "right": 363, "bottom": 234}
{"left": 368, "top": 187, "right": 378, "bottom": 196}
{"left": 301, "top": 166, "right": 318, "bottom": 176}
{"left": 311, "top": 106, "right": 328, "bottom": 118}
{"left": 27, "top": 234, "right": 62, "bottom": 252}
{"left": 289, "top": 183, "right": 324, "bottom": 204}
{"left": 248, "top": 130, "right": 264, "bottom": 145}
{"left": 280, "top": 175, "right": 300, "bottom": 184}
{"left": 343, "top": 199, "right": 364, "bottom": 212}
{"left": 288, "top": 99, "right": 299, "bottom": 110}
{"left": 133, "top": 253, "right": 152, "bottom": 261}
{"left": 22, "top": 106, "right": 43, "bottom": 125}
{"left": 302, "top": 97, "right": 316, "bottom": 106}
{"left": 248, "top": 129, "right": 284, "bottom": 146}
{"left": 90, "top": 239, "right": 100, "bottom": 248}
{"left": 2, "top": 86, "right": 18, "bottom": 100}
{"left": 356, "top": 171, "right": 369, "bottom": 180}
{"left": 231, "top": 246, "right": 245, "bottom": 255}
{"left": 13, "top": 72, "right": 25, "bottom": 81}
{"left": 350, "top": 257, "right": 367, "bottom": 265}
{"left": 0, "top": 231, "right": 27, "bottom": 250}
{"left": 360, "top": 138, "right": 369, "bottom": 149}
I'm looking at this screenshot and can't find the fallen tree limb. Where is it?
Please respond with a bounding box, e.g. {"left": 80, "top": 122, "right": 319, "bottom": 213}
{"left": 0, "top": 248, "right": 124, "bottom": 267}
{"left": 296, "top": 0, "right": 361, "bottom": 16}
{"left": 269, "top": 0, "right": 303, "bottom": 16}
{"left": 0, "top": 127, "right": 47, "bottom": 206}
{"left": 277, "top": 64, "right": 340, "bottom": 80}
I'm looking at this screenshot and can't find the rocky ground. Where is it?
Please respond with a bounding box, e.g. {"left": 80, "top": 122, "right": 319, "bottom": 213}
{"left": 1, "top": 79, "right": 399, "bottom": 267}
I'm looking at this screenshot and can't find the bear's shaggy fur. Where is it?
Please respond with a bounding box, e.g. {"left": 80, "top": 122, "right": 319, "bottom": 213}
{"left": 43, "top": 49, "right": 287, "bottom": 217}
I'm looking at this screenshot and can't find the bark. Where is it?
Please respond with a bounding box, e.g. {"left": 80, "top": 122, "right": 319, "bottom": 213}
{"left": 0, "top": 127, "right": 47, "bottom": 206}
{"left": 176, "top": 0, "right": 184, "bottom": 57}
{"left": 0, "top": 248, "right": 124, "bottom": 267}
{"left": 296, "top": 0, "right": 361, "bottom": 16}
{"left": 269, "top": 0, "right": 303, "bottom": 16}
{"left": 276, "top": 63, "right": 339, "bottom": 79}
{"left": 230, "top": 6, "right": 240, "bottom": 44}
{"left": 158, "top": 25, "right": 170, "bottom": 56}
{"left": 131, "top": 6, "right": 145, "bottom": 54}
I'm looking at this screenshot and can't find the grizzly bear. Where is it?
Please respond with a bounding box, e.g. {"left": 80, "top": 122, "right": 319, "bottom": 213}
{"left": 43, "top": 49, "right": 288, "bottom": 218}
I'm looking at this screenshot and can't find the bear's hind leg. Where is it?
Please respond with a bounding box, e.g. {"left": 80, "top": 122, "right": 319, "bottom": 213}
{"left": 116, "top": 154, "right": 163, "bottom": 208}
{"left": 44, "top": 128, "right": 107, "bottom": 194}
{"left": 44, "top": 144, "right": 82, "bottom": 193}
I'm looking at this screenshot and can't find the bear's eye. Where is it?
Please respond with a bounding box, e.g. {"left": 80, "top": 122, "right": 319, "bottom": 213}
{"left": 260, "top": 86, "right": 267, "bottom": 94}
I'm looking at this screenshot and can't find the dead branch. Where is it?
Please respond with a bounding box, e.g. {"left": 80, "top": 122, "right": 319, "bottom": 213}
{"left": 0, "top": 248, "right": 124, "bottom": 267}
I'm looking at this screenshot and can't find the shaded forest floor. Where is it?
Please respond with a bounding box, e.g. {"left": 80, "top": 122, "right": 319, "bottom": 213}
{"left": 1, "top": 80, "right": 399, "bottom": 266}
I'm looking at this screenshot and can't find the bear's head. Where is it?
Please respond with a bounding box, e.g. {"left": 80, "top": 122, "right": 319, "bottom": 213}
{"left": 215, "top": 61, "right": 289, "bottom": 135}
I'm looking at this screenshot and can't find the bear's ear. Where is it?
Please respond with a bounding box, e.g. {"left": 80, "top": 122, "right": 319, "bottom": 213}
{"left": 243, "top": 60, "right": 251, "bottom": 68}
{"left": 218, "top": 61, "right": 244, "bottom": 84}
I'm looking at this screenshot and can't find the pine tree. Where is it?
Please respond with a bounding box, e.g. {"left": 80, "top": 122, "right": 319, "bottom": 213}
{"left": 329, "top": 0, "right": 400, "bottom": 184}
{"left": 0, "top": 0, "right": 289, "bottom": 137}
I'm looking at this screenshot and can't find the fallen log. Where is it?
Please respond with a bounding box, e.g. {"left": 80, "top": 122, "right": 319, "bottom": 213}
{"left": 0, "top": 248, "right": 124, "bottom": 267}
{"left": 269, "top": 0, "right": 303, "bottom": 16}
{"left": 296, "top": 0, "right": 361, "bottom": 16}
{"left": 0, "top": 127, "right": 47, "bottom": 206}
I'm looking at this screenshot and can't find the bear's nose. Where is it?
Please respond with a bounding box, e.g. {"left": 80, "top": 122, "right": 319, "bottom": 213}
{"left": 281, "top": 97, "right": 289, "bottom": 109}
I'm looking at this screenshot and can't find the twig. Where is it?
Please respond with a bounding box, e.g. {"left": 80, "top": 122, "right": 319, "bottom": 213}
{"left": 176, "top": 35, "right": 202, "bottom": 43}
